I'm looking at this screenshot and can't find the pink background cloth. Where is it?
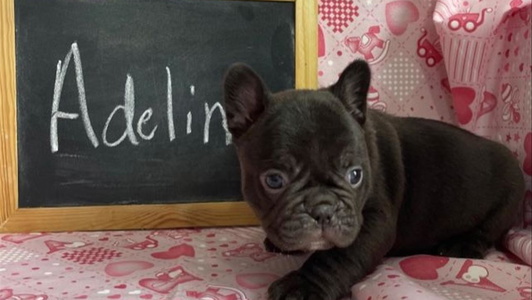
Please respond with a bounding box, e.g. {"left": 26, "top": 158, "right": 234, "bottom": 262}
{"left": 1, "top": 0, "right": 531, "bottom": 299}
{"left": 0, "top": 228, "right": 530, "bottom": 300}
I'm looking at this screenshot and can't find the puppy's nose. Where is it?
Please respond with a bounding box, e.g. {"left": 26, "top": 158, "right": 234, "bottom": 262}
{"left": 310, "top": 204, "right": 334, "bottom": 226}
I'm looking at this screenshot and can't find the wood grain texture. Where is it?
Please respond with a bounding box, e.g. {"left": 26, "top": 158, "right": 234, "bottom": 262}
{"left": 0, "top": 0, "right": 317, "bottom": 233}
{"left": 295, "top": 0, "right": 318, "bottom": 89}
{"left": 0, "top": 0, "right": 18, "bottom": 229}
{"left": 0, "top": 202, "right": 258, "bottom": 232}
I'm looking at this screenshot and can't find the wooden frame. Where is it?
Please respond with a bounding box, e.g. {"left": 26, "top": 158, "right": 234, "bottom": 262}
{"left": 0, "top": 0, "right": 317, "bottom": 232}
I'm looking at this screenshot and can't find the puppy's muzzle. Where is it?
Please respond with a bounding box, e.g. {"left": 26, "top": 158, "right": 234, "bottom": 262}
{"left": 310, "top": 204, "right": 334, "bottom": 226}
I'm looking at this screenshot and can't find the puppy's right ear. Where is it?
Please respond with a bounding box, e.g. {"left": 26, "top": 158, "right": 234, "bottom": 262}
{"left": 223, "top": 63, "right": 268, "bottom": 139}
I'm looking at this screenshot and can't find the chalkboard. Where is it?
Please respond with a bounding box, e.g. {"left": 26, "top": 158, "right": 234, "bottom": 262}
{"left": 0, "top": 0, "right": 317, "bottom": 231}
{"left": 15, "top": 0, "right": 297, "bottom": 208}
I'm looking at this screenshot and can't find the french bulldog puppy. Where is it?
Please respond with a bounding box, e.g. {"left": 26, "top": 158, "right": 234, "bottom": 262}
{"left": 223, "top": 60, "right": 524, "bottom": 300}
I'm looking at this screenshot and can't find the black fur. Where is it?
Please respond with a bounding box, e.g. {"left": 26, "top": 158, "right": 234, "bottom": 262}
{"left": 223, "top": 60, "right": 524, "bottom": 300}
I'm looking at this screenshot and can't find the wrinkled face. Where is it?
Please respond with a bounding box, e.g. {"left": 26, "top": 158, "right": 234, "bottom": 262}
{"left": 235, "top": 91, "right": 372, "bottom": 252}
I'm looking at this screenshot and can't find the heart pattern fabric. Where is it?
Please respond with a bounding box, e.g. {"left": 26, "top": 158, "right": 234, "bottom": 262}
{"left": 0, "top": 1, "right": 530, "bottom": 300}
{"left": 0, "top": 228, "right": 530, "bottom": 300}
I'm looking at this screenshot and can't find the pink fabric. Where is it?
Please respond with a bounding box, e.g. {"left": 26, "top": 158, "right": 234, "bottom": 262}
{"left": 0, "top": 229, "right": 530, "bottom": 300}
{"left": 0, "top": 228, "right": 295, "bottom": 300}
{"left": 1, "top": 1, "right": 531, "bottom": 299}
{"left": 353, "top": 255, "right": 531, "bottom": 300}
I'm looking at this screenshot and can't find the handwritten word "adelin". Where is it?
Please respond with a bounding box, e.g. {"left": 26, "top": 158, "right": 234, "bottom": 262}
{"left": 50, "top": 42, "right": 231, "bottom": 153}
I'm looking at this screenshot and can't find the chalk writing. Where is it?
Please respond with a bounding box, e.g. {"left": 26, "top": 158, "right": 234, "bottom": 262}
{"left": 50, "top": 42, "right": 231, "bottom": 153}
{"left": 166, "top": 67, "right": 176, "bottom": 142}
{"left": 51, "top": 42, "right": 99, "bottom": 153}
{"left": 102, "top": 74, "right": 141, "bottom": 147}
{"left": 204, "top": 102, "right": 231, "bottom": 145}
{"left": 187, "top": 112, "right": 192, "bottom": 135}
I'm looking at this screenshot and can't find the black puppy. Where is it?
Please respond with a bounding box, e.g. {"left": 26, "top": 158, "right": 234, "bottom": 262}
{"left": 223, "top": 60, "right": 524, "bottom": 300}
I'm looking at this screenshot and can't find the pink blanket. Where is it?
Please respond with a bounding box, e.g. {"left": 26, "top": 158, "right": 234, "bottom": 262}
{"left": 1, "top": 0, "right": 530, "bottom": 299}
{"left": 0, "top": 228, "right": 529, "bottom": 299}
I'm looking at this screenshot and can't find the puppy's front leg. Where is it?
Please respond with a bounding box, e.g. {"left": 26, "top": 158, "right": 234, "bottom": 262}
{"left": 268, "top": 204, "right": 396, "bottom": 300}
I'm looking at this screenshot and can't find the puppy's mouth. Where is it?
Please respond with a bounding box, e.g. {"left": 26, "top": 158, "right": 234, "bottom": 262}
{"left": 306, "top": 228, "right": 339, "bottom": 251}
{"left": 308, "top": 239, "right": 334, "bottom": 251}
{"left": 266, "top": 213, "right": 361, "bottom": 252}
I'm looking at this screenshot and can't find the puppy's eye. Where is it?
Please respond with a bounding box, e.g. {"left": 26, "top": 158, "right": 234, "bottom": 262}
{"left": 266, "top": 174, "right": 284, "bottom": 189}
{"left": 346, "top": 167, "right": 363, "bottom": 187}
{"left": 261, "top": 170, "right": 288, "bottom": 193}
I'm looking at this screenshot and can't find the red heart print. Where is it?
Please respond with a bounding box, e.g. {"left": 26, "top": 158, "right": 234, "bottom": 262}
{"left": 140, "top": 295, "right": 153, "bottom": 300}
{"left": 151, "top": 244, "right": 195, "bottom": 259}
{"left": 114, "top": 284, "right": 126, "bottom": 289}
{"left": 510, "top": 0, "right": 522, "bottom": 9}
{"left": 399, "top": 255, "right": 450, "bottom": 280}
{"left": 451, "top": 87, "right": 476, "bottom": 124}
{"left": 107, "top": 295, "right": 121, "bottom": 299}
{"left": 477, "top": 91, "right": 497, "bottom": 119}
{"left": 385, "top": 1, "right": 420, "bottom": 35}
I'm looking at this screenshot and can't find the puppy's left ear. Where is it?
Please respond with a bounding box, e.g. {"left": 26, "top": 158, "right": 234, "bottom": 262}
{"left": 224, "top": 63, "right": 269, "bottom": 139}
{"left": 330, "top": 60, "right": 371, "bottom": 125}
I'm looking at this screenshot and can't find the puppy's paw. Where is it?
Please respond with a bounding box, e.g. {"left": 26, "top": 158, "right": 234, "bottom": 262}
{"left": 268, "top": 271, "right": 329, "bottom": 300}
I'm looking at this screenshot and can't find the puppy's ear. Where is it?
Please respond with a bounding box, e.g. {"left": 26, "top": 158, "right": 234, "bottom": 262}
{"left": 330, "top": 60, "right": 371, "bottom": 125}
{"left": 224, "top": 63, "right": 268, "bottom": 139}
